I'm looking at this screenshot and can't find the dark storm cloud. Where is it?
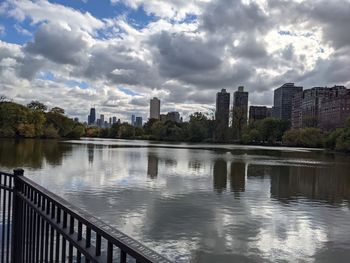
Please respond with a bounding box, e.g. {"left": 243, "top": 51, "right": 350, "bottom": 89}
{"left": 17, "top": 56, "right": 46, "bottom": 79}
{"left": 232, "top": 35, "right": 268, "bottom": 60}
{"left": 201, "top": 0, "right": 269, "bottom": 34}
{"left": 149, "top": 29, "right": 256, "bottom": 91}
{"left": 81, "top": 43, "right": 160, "bottom": 87}
{"left": 130, "top": 97, "right": 148, "bottom": 107}
{"left": 306, "top": 0, "right": 350, "bottom": 49}
{"left": 25, "top": 23, "right": 89, "bottom": 65}
{"left": 268, "top": 0, "right": 350, "bottom": 49}
{"left": 298, "top": 50, "right": 350, "bottom": 87}
{"left": 150, "top": 31, "right": 222, "bottom": 78}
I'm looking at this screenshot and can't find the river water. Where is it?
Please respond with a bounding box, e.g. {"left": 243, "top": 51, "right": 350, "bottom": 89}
{"left": 1, "top": 138, "right": 350, "bottom": 262}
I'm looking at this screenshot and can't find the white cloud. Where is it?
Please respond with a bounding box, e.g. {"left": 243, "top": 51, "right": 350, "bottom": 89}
{"left": 13, "top": 24, "right": 32, "bottom": 36}
{"left": 1, "top": 0, "right": 350, "bottom": 122}
{"left": 111, "top": 0, "right": 209, "bottom": 20}
{"left": 4, "top": 0, "right": 104, "bottom": 34}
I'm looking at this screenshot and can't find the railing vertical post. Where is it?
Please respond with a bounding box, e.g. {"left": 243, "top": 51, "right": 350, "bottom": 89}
{"left": 11, "top": 168, "right": 24, "bottom": 263}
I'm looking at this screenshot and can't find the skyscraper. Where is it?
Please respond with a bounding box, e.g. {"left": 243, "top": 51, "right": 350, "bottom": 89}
{"left": 249, "top": 106, "right": 271, "bottom": 123}
{"left": 88, "top": 108, "right": 96, "bottom": 125}
{"left": 290, "top": 85, "right": 348, "bottom": 130}
{"left": 135, "top": 117, "right": 143, "bottom": 127}
{"left": 150, "top": 97, "right": 160, "bottom": 119}
{"left": 273, "top": 83, "right": 303, "bottom": 122}
{"left": 233, "top": 86, "right": 249, "bottom": 127}
{"left": 166, "top": 111, "right": 181, "bottom": 123}
{"left": 215, "top": 89, "right": 230, "bottom": 127}
{"left": 112, "top": 116, "right": 117, "bottom": 124}
{"left": 131, "top": 114, "right": 136, "bottom": 126}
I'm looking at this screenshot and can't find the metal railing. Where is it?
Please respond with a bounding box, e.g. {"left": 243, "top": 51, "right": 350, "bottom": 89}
{"left": 0, "top": 169, "right": 171, "bottom": 263}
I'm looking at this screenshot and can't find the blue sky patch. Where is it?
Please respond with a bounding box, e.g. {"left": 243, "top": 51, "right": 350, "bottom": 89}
{"left": 66, "top": 80, "right": 89, "bottom": 89}
{"left": 119, "top": 87, "right": 139, "bottom": 96}
{"left": 38, "top": 71, "right": 55, "bottom": 81}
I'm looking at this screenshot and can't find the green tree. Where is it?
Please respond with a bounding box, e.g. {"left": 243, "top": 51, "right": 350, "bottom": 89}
{"left": 283, "top": 128, "right": 323, "bottom": 148}
{"left": 334, "top": 118, "right": 350, "bottom": 152}
{"left": 17, "top": 124, "right": 36, "bottom": 138}
{"left": 27, "top": 101, "right": 47, "bottom": 112}
{"left": 242, "top": 129, "right": 260, "bottom": 144}
{"left": 118, "top": 123, "right": 135, "bottom": 138}
{"left": 28, "top": 110, "right": 46, "bottom": 137}
{"left": 232, "top": 106, "right": 247, "bottom": 140}
{"left": 188, "top": 112, "right": 209, "bottom": 142}
{"left": 43, "top": 124, "right": 60, "bottom": 139}
{"left": 50, "top": 107, "right": 65, "bottom": 115}
{"left": 258, "top": 118, "right": 289, "bottom": 144}
{"left": 67, "top": 125, "right": 85, "bottom": 138}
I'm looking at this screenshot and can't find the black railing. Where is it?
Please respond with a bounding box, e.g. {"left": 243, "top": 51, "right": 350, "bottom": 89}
{"left": 0, "top": 169, "right": 171, "bottom": 263}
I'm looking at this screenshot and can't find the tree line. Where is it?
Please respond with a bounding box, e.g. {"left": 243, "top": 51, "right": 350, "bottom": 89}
{"left": 0, "top": 99, "right": 84, "bottom": 139}
{"left": 87, "top": 112, "right": 350, "bottom": 153}
{"left": 1, "top": 98, "right": 349, "bottom": 152}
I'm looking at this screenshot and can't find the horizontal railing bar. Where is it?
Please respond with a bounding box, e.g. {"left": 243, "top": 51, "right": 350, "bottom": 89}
{"left": 18, "top": 191, "right": 108, "bottom": 263}
{"left": 0, "top": 185, "right": 13, "bottom": 192}
{"left": 0, "top": 171, "right": 14, "bottom": 177}
{"left": 18, "top": 176, "right": 171, "bottom": 263}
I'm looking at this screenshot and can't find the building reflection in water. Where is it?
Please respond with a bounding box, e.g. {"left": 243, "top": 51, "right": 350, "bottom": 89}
{"left": 188, "top": 160, "right": 202, "bottom": 172}
{"left": 213, "top": 159, "right": 227, "bottom": 193}
{"left": 87, "top": 143, "right": 94, "bottom": 164}
{"left": 230, "top": 162, "right": 246, "bottom": 194}
{"left": 147, "top": 154, "right": 159, "bottom": 179}
{"left": 244, "top": 163, "right": 350, "bottom": 205}
{"left": 269, "top": 165, "right": 350, "bottom": 204}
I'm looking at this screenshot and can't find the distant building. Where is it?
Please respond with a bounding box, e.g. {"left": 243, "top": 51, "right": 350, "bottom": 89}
{"left": 109, "top": 117, "right": 112, "bottom": 125}
{"left": 150, "top": 97, "right": 160, "bottom": 119}
{"left": 233, "top": 86, "right": 249, "bottom": 127}
{"left": 266, "top": 107, "right": 272, "bottom": 118}
{"left": 112, "top": 116, "right": 117, "bottom": 124}
{"left": 160, "top": 114, "right": 167, "bottom": 123}
{"left": 215, "top": 89, "right": 230, "bottom": 127}
{"left": 249, "top": 106, "right": 271, "bottom": 123}
{"left": 291, "top": 86, "right": 348, "bottom": 130}
{"left": 319, "top": 87, "right": 350, "bottom": 130}
{"left": 100, "top": 114, "right": 104, "bottom": 124}
{"left": 273, "top": 83, "right": 303, "bottom": 122}
{"left": 291, "top": 92, "right": 303, "bottom": 129}
{"left": 88, "top": 108, "right": 96, "bottom": 125}
{"left": 166, "top": 111, "right": 181, "bottom": 123}
{"left": 135, "top": 117, "right": 143, "bottom": 128}
{"left": 131, "top": 114, "right": 136, "bottom": 126}
{"left": 96, "top": 119, "right": 101, "bottom": 127}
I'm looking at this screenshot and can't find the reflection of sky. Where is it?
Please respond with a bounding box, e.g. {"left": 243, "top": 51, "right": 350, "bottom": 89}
{"left": 1, "top": 138, "right": 350, "bottom": 262}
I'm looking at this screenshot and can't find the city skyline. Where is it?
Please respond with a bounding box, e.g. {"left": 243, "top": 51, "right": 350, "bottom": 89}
{"left": 1, "top": 0, "right": 350, "bottom": 123}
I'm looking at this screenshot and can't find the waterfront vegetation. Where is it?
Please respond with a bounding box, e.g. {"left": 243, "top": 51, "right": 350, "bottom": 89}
{"left": 90, "top": 113, "right": 350, "bottom": 152}
{"left": 0, "top": 99, "right": 85, "bottom": 139}
{"left": 1, "top": 100, "right": 350, "bottom": 152}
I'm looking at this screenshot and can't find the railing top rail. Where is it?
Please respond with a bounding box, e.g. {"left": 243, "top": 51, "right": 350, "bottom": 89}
{"left": 18, "top": 175, "right": 172, "bottom": 263}
{"left": 0, "top": 171, "right": 15, "bottom": 177}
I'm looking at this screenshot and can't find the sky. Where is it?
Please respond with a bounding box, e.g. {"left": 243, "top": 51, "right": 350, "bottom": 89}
{"left": 0, "top": 0, "right": 350, "bottom": 122}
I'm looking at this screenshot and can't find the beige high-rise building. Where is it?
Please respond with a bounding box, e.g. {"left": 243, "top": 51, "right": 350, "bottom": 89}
{"left": 150, "top": 97, "right": 160, "bottom": 119}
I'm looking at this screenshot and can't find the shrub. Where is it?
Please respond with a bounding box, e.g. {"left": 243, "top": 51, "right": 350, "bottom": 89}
{"left": 17, "top": 123, "right": 36, "bottom": 138}
{"left": 43, "top": 125, "right": 60, "bottom": 139}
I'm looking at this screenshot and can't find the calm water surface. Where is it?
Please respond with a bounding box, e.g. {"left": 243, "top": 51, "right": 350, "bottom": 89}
{"left": 1, "top": 138, "right": 350, "bottom": 262}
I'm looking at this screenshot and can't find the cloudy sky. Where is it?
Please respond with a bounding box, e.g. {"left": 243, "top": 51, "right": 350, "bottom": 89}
{"left": 0, "top": 0, "right": 349, "bottom": 122}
